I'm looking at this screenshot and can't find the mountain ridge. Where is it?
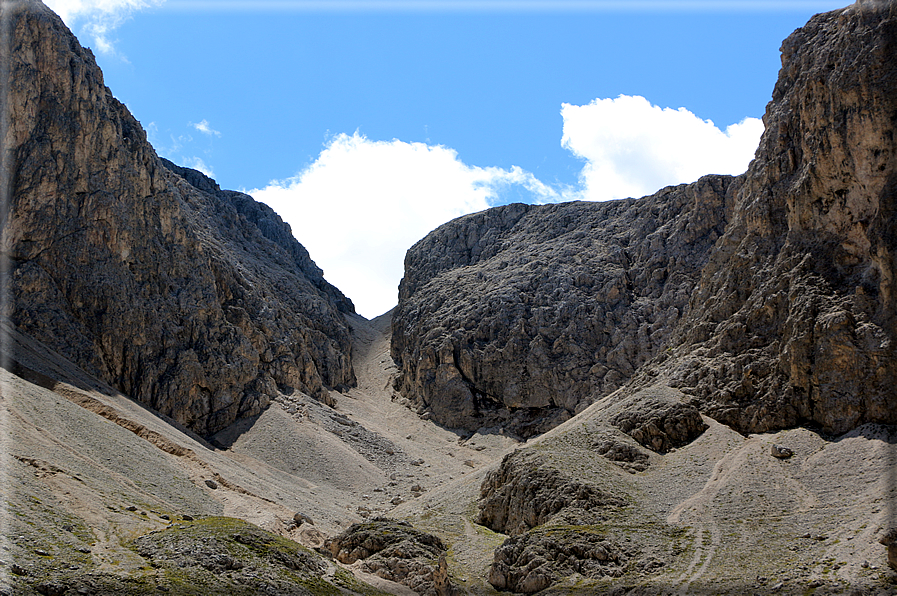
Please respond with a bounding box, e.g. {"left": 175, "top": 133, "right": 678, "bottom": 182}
{"left": 3, "top": 0, "right": 897, "bottom": 594}
{"left": 392, "top": 0, "right": 897, "bottom": 439}
{"left": 2, "top": 0, "right": 355, "bottom": 437}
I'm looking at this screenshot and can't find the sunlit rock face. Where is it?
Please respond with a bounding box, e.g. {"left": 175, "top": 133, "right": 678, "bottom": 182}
{"left": 1, "top": 0, "right": 356, "bottom": 436}
{"left": 661, "top": 0, "right": 897, "bottom": 435}
{"left": 393, "top": 0, "right": 897, "bottom": 437}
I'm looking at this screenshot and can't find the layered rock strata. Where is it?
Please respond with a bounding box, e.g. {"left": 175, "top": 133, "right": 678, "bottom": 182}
{"left": 1, "top": 0, "right": 355, "bottom": 436}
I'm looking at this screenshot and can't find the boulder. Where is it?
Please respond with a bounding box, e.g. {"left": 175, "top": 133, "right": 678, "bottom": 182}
{"left": 488, "top": 528, "right": 629, "bottom": 594}
{"left": 477, "top": 450, "right": 626, "bottom": 536}
{"left": 327, "top": 518, "right": 457, "bottom": 596}
{"left": 609, "top": 388, "right": 708, "bottom": 453}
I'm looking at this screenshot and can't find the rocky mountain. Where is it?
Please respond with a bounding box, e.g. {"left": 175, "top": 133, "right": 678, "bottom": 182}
{"left": 392, "top": 176, "right": 735, "bottom": 437}
{"left": 655, "top": 0, "right": 897, "bottom": 435}
{"left": 4, "top": 0, "right": 897, "bottom": 595}
{"left": 1, "top": 0, "right": 355, "bottom": 436}
{"left": 392, "top": 0, "right": 897, "bottom": 439}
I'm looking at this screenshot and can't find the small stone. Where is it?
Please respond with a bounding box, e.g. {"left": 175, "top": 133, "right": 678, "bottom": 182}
{"left": 862, "top": 560, "right": 870, "bottom": 568}
{"left": 770, "top": 444, "right": 794, "bottom": 459}
{"left": 410, "top": 459, "right": 425, "bottom": 466}
{"left": 126, "top": 506, "right": 137, "bottom": 511}
{"left": 159, "top": 514, "right": 170, "bottom": 520}
{"left": 34, "top": 549, "right": 50, "bottom": 556}
{"left": 293, "top": 512, "right": 314, "bottom": 526}
{"left": 205, "top": 479, "right": 218, "bottom": 489}
{"left": 181, "top": 514, "right": 194, "bottom": 521}
{"left": 391, "top": 496, "right": 404, "bottom": 505}
{"left": 464, "top": 460, "right": 476, "bottom": 468}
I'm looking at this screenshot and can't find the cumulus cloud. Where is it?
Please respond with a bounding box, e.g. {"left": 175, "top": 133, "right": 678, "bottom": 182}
{"left": 192, "top": 119, "right": 222, "bottom": 137}
{"left": 561, "top": 94, "right": 763, "bottom": 201}
{"left": 250, "top": 132, "right": 556, "bottom": 318}
{"left": 44, "top": 0, "right": 164, "bottom": 55}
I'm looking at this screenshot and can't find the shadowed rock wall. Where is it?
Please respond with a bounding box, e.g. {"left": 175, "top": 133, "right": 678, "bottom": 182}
{"left": 1, "top": 0, "right": 355, "bottom": 436}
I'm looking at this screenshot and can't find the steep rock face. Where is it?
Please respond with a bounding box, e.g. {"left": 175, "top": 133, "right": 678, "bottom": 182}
{"left": 394, "top": 0, "right": 897, "bottom": 439}
{"left": 655, "top": 0, "right": 897, "bottom": 434}
{"left": 392, "top": 176, "right": 734, "bottom": 436}
{"left": 0, "top": 1, "right": 355, "bottom": 436}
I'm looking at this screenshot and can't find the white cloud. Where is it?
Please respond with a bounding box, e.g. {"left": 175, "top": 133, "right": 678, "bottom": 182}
{"left": 561, "top": 94, "right": 763, "bottom": 201}
{"left": 44, "top": 0, "right": 164, "bottom": 55}
{"left": 248, "top": 101, "right": 763, "bottom": 317}
{"left": 180, "top": 156, "right": 215, "bottom": 178}
{"left": 250, "top": 132, "right": 556, "bottom": 318}
{"left": 192, "top": 119, "right": 222, "bottom": 137}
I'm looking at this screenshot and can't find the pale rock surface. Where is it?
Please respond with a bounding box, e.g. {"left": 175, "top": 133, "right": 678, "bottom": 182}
{"left": 655, "top": 0, "right": 897, "bottom": 434}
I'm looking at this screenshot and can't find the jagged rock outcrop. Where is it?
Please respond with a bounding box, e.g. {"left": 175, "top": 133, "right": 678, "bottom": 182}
{"left": 0, "top": 0, "right": 355, "bottom": 436}
{"left": 393, "top": 0, "right": 897, "bottom": 439}
{"left": 327, "top": 518, "right": 458, "bottom": 596}
{"left": 608, "top": 387, "right": 707, "bottom": 453}
{"left": 653, "top": 0, "right": 897, "bottom": 434}
{"left": 591, "top": 435, "right": 650, "bottom": 473}
{"left": 477, "top": 450, "right": 627, "bottom": 537}
{"left": 488, "top": 528, "right": 629, "bottom": 594}
{"left": 392, "top": 176, "right": 735, "bottom": 436}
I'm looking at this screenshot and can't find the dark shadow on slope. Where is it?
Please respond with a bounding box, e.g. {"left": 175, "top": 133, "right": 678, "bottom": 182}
{"left": 0, "top": 319, "right": 215, "bottom": 452}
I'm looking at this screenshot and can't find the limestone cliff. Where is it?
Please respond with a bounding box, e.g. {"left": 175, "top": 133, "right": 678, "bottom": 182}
{"left": 392, "top": 175, "right": 735, "bottom": 436}
{"left": 657, "top": 0, "right": 897, "bottom": 434}
{"left": 0, "top": 0, "right": 355, "bottom": 436}
{"left": 393, "top": 0, "right": 897, "bottom": 438}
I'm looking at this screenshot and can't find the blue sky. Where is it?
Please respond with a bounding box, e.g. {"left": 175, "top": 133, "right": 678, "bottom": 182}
{"left": 48, "top": 0, "right": 844, "bottom": 318}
